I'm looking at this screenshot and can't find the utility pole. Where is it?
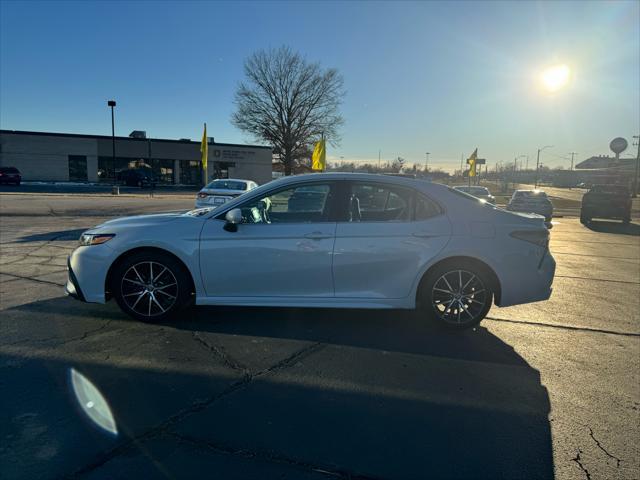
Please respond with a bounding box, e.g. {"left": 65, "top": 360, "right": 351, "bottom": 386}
{"left": 460, "top": 153, "right": 464, "bottom": 177}
{"left": 425, "top": 152, "right": 430, "bottom": 175}
{"left": 535, "top": 145, "right": 553, "bottom": 189}
{"left": 633, "top": 136, "right": 639, "bottom": 197}
{"left": 378, "top": 149, "right": 381, "bottom": 171}
{"left": 569, "top": 152, "right": 577, "bottom": 171}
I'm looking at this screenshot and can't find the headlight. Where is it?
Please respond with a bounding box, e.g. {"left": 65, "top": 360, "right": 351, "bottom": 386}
{"left": 79, "top": 233, "right": 115, "bottom": 246}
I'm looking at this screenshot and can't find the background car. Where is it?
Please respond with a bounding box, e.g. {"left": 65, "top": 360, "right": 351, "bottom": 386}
{"left": 580, "top": 184, "right": 632, "bottom": 225}
{"left": 195, "top": 178, "right": 258, "bottom": 208}
{"left": 453, "top": 185, "right": 496, "bottom": 203}
{"left": 0, "top": 166, "right": 22, "bottom": 185}
{"left": 117, "top": 168, "right": 155, "bottom": 188}
{"left": 507, "top": 189, "right": 553, "bottom": 224}
{"left": 67, "top": 173, "right": 555, "bottom": 331}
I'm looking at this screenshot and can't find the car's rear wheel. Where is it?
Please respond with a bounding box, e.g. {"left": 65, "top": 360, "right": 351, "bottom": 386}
{"left": 420, "top": 263, "right": 493, "bottom": 330}
{"left": 112, "top": 251, "right": 192, "bottom": 321}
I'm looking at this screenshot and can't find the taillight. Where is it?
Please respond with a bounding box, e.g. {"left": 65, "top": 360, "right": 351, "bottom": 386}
{"left": 510, "top": 229, "right": 549, "bottom": 247}
{"left": 197, "top": 192, "right": 209, "bottom": 199}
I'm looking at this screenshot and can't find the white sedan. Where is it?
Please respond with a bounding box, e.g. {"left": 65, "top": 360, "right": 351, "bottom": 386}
{"left": 194, "top": 178, "right": 258, "bottom": 209}
{"left": 453, "top": 186, "right": 496, "bottom": 204}
{"left": 66, "top": 173, "right": 555, "bottom": 330}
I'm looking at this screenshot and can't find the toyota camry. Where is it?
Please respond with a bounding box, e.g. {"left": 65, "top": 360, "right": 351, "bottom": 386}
{"left": 66, "top": 173, "right": 555, "bottom": 330}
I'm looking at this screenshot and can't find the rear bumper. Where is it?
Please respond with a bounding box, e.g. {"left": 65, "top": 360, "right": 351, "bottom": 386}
{"left": 496, "top": 252, "right": 556, "bottom": 307}
{"left": 581, "top": 206, "right": 629, "bottom": 219}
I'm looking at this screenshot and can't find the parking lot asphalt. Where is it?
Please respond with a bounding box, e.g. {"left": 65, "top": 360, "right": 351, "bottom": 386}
{"left": 1, "top": 193, "right": 639, "bottom": 480}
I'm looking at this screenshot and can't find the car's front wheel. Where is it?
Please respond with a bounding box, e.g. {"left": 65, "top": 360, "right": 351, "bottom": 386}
{"left": 420, "top": 262, "right": 493, "bottom": 330}
{"left": 112, "top": 251, "right": 192, "bottom": 321}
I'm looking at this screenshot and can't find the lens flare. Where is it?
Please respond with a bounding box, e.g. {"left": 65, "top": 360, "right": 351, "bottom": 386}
{"left": 70, "top": 368, "right": 117, "bottom": 435}
{"left": 540, "top": 64, "right": 571, "bottom": 92}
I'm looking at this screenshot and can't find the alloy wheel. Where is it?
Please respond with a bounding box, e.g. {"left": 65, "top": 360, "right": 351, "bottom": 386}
{"left": 431, "top": 269, "right": 488, "bottom": 325}
{"left": 120, "top": 261, "right": 178, "bottom": 317}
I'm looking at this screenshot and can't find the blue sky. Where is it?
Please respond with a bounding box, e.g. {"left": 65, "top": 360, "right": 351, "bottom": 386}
{"left": 1, "top": 0, "right": 638, "bottom": 171}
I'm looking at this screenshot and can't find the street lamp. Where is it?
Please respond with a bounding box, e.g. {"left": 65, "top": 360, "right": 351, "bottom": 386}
{"left": 514, "top": 155, "right": 526, "bottom": 187}
{"left": 535, "top": 145, "right": 553, "bottom": 188}
{"left": 425, "top": 152, "right": 430, "bottom": 175}
{"left": 107, "top": 100, "right": 117, "bottom": 194}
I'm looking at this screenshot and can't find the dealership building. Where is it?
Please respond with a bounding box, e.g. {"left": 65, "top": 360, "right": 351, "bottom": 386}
{"left": 0, "top": 129, "right": 273, "bottom": 185}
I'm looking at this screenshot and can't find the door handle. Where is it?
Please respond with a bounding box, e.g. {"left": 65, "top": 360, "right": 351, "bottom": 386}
{"left": 304, "top": 232, "right": 333, "bottom": 240}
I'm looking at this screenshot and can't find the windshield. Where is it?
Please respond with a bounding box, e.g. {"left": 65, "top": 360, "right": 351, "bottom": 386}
{"left": 206, "top": 180, "right": 248, "bottom": 191}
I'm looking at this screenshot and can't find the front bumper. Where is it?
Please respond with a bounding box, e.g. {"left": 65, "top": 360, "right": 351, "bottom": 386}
{"left": 65, "top": 257, "right": 86, "bottom": 302}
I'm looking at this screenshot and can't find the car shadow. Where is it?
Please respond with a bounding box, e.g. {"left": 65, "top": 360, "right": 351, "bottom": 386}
{"left": 15, "top": 228, "right": 87, "bottom": 243}
{"left": 585, "top": 220, "right": 640, "bottom": 236}
{"left": 4, "top": 297, "right": 554, "bottom": 479}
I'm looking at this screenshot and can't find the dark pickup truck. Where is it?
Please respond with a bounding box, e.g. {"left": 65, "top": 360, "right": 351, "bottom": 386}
{"left": 580, "top": 184, "right": 632, "bottom": 225}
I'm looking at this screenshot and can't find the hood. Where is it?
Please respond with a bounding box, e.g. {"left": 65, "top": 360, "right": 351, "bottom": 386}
{"left": 93, "top": 211, "right": 188, "bottom": 230}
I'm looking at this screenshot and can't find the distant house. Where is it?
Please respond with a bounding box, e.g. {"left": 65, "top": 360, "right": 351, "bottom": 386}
{"left": 575, "top": 155, "right": 635, "bottom": 172}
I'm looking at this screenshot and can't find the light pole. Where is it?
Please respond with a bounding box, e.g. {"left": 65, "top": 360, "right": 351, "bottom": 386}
{"left": 535, "top": 145, "right": 553, "bottom": 188}
{"left": 514, "top": 155, "right": 526, "bottom": 188}
{"left": 425, "top": 152, "right": 430, "bottom": 176}
{"left": 107, "top": 100, "right": 117, "bottom": 194}
{"left": 633, "top": 136, "right": 639, "bottom": 197}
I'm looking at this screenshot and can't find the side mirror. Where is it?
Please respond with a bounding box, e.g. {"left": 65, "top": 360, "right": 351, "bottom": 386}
{"left": 223, "top": 208, "right": 242, "bottom": 232}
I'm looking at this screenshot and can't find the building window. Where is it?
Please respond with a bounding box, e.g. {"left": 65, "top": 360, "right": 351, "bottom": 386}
{"left": 68, "top": 155, "right": 87, "bottom": 181}
{"left": 97, "top": 157, "right": 174, "bottom": 184}
{"left": 179, "top": 160, "right": 202, "bottom": 185}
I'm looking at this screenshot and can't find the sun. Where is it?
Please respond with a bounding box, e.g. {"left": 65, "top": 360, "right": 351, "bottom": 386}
{"left": 540, "top": 64, "right": 571, "bottom": 92}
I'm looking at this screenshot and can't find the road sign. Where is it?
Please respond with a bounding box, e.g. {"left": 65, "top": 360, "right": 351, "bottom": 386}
{"left": 610, "top": 137, "right": 628, "bottom": 155}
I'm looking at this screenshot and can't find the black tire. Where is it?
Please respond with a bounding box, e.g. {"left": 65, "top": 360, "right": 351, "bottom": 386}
{"left": 580, "top": 211, "right": 590, "bottom": 225}
{"left": 111, "top": 251, "right": 192, "bottom": 322}
{"left": 137, "top": 180, "right": 143, "bottom": 188}
{"left": 418, "top": 261, "right": 493, "bottom": 331}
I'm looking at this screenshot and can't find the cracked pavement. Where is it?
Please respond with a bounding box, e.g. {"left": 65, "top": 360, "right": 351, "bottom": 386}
{"left": 1, "top": 193, "right": 639, "bottom": 479}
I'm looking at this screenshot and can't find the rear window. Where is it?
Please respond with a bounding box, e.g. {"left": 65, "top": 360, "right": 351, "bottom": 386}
{"left": 514, "top": 191, "right": 548, "bottom": 199}
{"left": 0, "top": 167, "right": 19, "bottom": 174}
{"left": 469, "top": 187, "right": 489, "bottom": 195}
{"left": 590, "top": 185, "right": 629, "bottom": 195}
{"left": 207, "top": 180, "right": 247, "bottom": 191}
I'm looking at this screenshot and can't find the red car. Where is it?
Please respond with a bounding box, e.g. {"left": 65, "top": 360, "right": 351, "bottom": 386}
{"left": 0, "top": 167, "right": 21, "bottom": 185}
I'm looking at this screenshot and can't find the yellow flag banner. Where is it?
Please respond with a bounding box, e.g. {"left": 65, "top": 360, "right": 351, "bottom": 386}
{"left": 200, "top": 123, "right": 208, "bottom": 172}
{"left": 311, "top": 139, "right": 326, "bottom": 171}
{"left": 468, "top": 148, "right": 478, "bottom": 177}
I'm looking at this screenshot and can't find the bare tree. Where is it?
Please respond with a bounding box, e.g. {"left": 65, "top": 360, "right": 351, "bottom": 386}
{"left": 232, "top": 46, "right": 345, "bottom": 175}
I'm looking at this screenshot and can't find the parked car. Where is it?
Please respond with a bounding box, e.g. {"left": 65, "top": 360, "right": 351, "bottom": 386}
{"left": 117, "top": 168, "right": 155, "bottom": 188}
{"left": 67, "top": 173, "right": 555, "bottom": 330}
{"left": 580, "top": 184, "right": 632, "bottom": 225}
{"left": 507, "top": 190, "right": 553, "bottom": 225}
{"left": 195, "top": 178, "right": 258, "bottom": 209}
{"left": 0, "top": 167, "right": 22, "bottom": 185}
{"left": 453, "top": 186, "right": 496, "bottom": 204}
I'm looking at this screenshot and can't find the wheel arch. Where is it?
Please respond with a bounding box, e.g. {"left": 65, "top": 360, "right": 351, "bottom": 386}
{"left": 416, "top": 256, "right": 502, "bottom": 307}
{"left": 105, "top": 246, "right": 196, "bottom": 300}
